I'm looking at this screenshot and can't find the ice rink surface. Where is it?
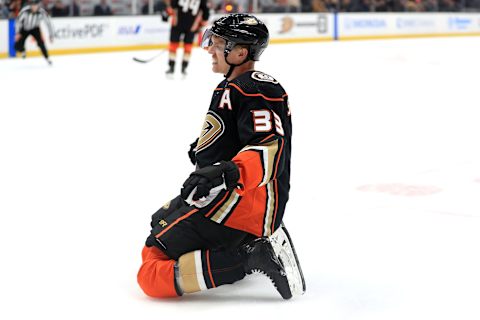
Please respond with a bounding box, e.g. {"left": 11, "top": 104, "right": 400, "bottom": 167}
{"left": 1, "top": 37, "right": 480, "bottom": 320}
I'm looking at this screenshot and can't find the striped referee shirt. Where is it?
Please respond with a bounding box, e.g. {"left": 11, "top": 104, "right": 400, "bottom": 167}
{"left": 15, "top": 5, "right": 54, "bottom": 35}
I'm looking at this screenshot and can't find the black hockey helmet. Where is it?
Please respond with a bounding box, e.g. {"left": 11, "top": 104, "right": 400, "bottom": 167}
{"left": 201, "top": 14, "right": 269, "bottom": 62}
{"left": 30, "top": 0, "right": 41, "bottom": 4}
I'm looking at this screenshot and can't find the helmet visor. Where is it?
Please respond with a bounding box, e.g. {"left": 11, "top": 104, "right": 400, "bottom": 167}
{"left": 200, "top": 28, "right": 214, "bottom": 49}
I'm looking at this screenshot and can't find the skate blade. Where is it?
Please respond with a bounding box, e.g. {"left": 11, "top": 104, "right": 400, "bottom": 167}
{"left": 270, "top": 225, "right": 306, "bottom": 296}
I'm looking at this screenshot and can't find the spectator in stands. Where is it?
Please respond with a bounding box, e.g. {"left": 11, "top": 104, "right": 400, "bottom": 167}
{"left": 287, "top": 0, "right": 302, "bottom": 11}
{"left": 311, "top": 0, "right": 328, "bottom": 11}
{"left": 439, "top": 0, "right": 459, "bottom": 10}
{"left": 258, "top": 0, "right": 274, "bottom": 11}
{"left": 339, "top": 0, "right": 356, "bottom": 11}
{"left": 8, "top": 0, "right": 22, "bottom": 17}
{"left": 403, "top": 0, "right": 421, "bottom": 10}
{"left": 68, "top": 0, "right": 80, "bottom": 16}
{"left": 466, "top": 0, "right": 480, "bottom": 10}
{"left": 261, "top": 0, "right": 299, "bottom": 11}
{"left": 422, "top": 0, "right": 439, "bottom": 11}
{"left": 237, "top": 0, "right": 250, "bottom": 11}
{"left": 354, "top": 0, "right": 372, "bottom": 11}
{"left": 41, "top": 0, "right": 51, "bottom": 14}
{"left": 141, "top": 0, "right": 167, "bottom": 14}
{"left": 94, "top": 0, "right": 112, "bottom": 15}
{"left": 141, "top": 0, "right": 150, "bottom": 14}
{"left": 51, "top": 0, "right": 67, "bottom": 16}
{"left": 300, "top": 0, "right": 312, "bottom": 11}
{"left": 324, "top": 0, "right": 338, "bottom": 11}
{"left": 372, "top": 0, "right": 387, "bottom": 10}
{"left": 1, "top": 0, "right": 10, "bottom": 18}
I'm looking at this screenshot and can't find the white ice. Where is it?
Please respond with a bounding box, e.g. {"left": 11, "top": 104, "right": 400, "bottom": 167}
{"left": 1, "top": 37, "right": 479, "bottom": 320}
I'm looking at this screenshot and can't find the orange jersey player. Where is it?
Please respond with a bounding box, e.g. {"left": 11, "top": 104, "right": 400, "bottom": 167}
{"left": 164, "top": 0, "right": 209, "bottom": 77}
{"left": 138, "top": 14, "right": 305, "bottom": 300}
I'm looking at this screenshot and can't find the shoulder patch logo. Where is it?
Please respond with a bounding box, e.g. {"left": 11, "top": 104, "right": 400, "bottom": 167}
{"left": 251, "top": 71, "right": 279, "bottom": 84}
{"left": 196, "top": 111, "right": 225, "bottom": 153}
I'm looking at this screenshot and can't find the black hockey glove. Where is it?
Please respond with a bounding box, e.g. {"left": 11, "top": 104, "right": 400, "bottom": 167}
{"left": 181, "top": 161, "right": 240, "bottom": 201}
{"left": 160, "top": 9, "right": 169, "bottom": 22}
{"left": 188, "top": 138, "right": 198, "bottom": 165}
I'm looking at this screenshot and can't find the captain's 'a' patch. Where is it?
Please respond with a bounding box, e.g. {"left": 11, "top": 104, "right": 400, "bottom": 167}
{"left": 196, "top": 111, "right": 225, "bottom": 153}
{"left": 251, "top": 71, "right": 279, "bottom": 84}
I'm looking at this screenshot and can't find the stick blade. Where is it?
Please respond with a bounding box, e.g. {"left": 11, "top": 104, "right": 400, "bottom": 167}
{"left": 132, "top": 57, "right": 149, "bottom": 63}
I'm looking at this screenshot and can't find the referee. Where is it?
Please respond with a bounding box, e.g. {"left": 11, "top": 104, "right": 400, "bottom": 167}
{"left": 15, "top": 0, "right": 54, "bottom": 65}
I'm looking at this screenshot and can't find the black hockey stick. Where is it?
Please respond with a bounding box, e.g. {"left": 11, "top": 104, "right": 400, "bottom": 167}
{"left": 132, "top": 50, "right": 167, "bottom": 63}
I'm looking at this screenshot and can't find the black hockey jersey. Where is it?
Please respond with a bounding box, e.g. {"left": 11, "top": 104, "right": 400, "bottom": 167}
{"left": 194, "top": 70, "right": 292, "bottom": 237}
{"left": 170, "top": 0, "right": 209, "bottom": 31}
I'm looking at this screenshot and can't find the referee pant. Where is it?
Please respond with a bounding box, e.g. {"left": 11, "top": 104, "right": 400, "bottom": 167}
{"left": 15, "top": 27, "right": 49, "bottom": 59}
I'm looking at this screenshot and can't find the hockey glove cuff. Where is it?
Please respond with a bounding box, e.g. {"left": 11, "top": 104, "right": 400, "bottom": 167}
{"left": 188, "top": 138, "right": 198, "bottom": 165}
{"left": 180, "top": 161, "right": 240, "bottom": 201}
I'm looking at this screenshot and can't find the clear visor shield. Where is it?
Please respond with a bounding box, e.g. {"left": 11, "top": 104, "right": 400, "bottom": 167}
{"left": 200, "top": 28, "right": 214, "bottom": 49}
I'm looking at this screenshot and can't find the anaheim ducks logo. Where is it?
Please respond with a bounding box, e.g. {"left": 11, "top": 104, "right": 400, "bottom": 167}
{"left": 251, "top": 71, "right": 279, "bottom": 84}
{"left": 280, "top": 17, "right": 294, "bottom": 34}
{"left": 243, "top": 17, "right": 258, "bottom": 25}
{"left": 196, "top": 111, "right": 225, "bottom": 153}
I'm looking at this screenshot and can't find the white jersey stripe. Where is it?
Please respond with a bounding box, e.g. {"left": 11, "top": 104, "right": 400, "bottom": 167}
{"left": 194, "top": 251, "right": 208, "bottom": 291}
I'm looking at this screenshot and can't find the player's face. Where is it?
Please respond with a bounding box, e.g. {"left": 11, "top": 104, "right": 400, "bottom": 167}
{"left": 31, "top": 3, "right": 39, "bottom": 11}
{"left": 207, "top": 36, "right": 228, "bottom": 74}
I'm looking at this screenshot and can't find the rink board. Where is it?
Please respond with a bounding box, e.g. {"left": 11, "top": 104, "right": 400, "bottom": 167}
{"left": 21, "top": 15, "right": 170, "bottom": 56}
{"left": 15, "top": 13, "right": 333, "bottom": 57}
{"left": 338, "top": 13, "right": 480, "bottom": 40}
{"left": 2, "top": 12, "right": 480, "bottom": 58}
{"left": 0, "top": 20, "right": 7, "bottom": 58}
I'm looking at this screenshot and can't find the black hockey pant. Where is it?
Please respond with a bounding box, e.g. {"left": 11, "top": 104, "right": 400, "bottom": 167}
{"left": 15, "top": 28, "right": 49, "bottom": 59}
{"left": 138, "top": 196, "right": 256, "bottom": 297}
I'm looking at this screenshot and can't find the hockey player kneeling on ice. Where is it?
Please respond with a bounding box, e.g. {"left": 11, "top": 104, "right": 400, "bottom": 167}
{"left": 137, "top": 14, "right": 305, "bottom": 300}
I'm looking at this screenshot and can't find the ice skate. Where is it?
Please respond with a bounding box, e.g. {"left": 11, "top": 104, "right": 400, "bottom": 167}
{"left": 269, "top": 223, "right": 306, "bottom": 296}
{"left": 181, "top": 62, "right": 188, "bottom": 79}
{"left": 21, "top": 51, "right": 26, "bottom": 59}
{"left": 165, "top": 68, "right": 174, "bottom": 79}
{"left": 240, "top": 237, "right": 292, "bottom": 299}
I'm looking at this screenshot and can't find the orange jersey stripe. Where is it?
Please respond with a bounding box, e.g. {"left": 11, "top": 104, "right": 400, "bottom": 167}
{"left": 229, "top": 83, "right": 285, "bottom": 102}
{"left": 259, "top": 134, "right": 275, "bottom": 143}
{"left": 206, "top": 250, "right": 216, "bottom": 288}
{"left": 155, "top": 208, "right": 198, "bottom": 239}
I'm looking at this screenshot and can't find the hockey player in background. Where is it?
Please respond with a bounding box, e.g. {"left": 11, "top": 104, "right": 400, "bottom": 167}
{"left": 138, "top": 14, "right": 305, "bottom": 300}
{"left": 14, "top": 0, "right": 54, "bottom": 65}
{"left": 163, "top": 0, "right": 209, "bottom": 78}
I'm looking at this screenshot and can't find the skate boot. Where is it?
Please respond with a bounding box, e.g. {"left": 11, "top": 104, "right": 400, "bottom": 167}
{"left": 181, "top": 61, "right": 188, "bottom": 78}
{"left": 21, "top": 51, "right": 26, "bottom": 59}
{"left": 166, "top": 60, "right": 175, "bottom": 79}
{"left": 270, "top": 224, "right": 306, "bottom": 296}
{"left": 165, "top": 67, "right": 174, "bottom": 79}
{"left": 240, "top": 237, "right": 292, "bottom": 299}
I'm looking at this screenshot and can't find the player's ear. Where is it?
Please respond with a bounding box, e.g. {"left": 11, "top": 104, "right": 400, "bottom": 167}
{"left": 238, "top": 46, "right": 249, "bottom": 59}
